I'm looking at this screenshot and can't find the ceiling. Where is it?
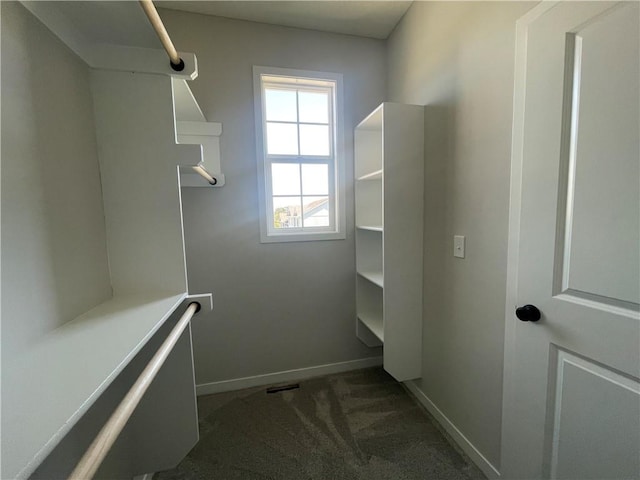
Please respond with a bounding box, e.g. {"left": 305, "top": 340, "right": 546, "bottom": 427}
{"left": 156, "top": 1, "right": 412, "bottom": 39}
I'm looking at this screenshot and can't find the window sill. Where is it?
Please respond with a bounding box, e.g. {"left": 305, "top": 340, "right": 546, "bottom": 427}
{"left": 260, "top": 231, "right": 346, "bottom": 243}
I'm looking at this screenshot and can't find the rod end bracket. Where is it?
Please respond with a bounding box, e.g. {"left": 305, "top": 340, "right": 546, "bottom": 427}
{"left": 170, "top": 58, "right": 185, "bottom": 72}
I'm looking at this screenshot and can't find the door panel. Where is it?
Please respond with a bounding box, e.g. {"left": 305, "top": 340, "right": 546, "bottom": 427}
{"left": 548, "top": 349, "right": 640, "bottom": 480}
{"left": 503, "top": 3, "right": 640, "bottom": 478}
{"left": 557, "top": 4, "right": 640, "bottom": 306}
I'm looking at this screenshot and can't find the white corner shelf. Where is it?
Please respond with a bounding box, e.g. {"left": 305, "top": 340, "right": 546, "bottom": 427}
{"left": 358, "top": 314, "right": 384, "bottom": 342}
{"left": 356, "top": 278, "right": 383, "bottom": 347}
{"left": 354, "top": 102, "right": 424, "bottom": 382}
{"left": 356, "top": 225, "right": 383, "bottom": 232}
{"left": 357, "top": 169, "right": 383, "bottom": 181}
{"left": 357, "top": 270, "right": 384, "bottom": 288}
{"left": 3, "top": 293, "right": 187, "bottom": 479}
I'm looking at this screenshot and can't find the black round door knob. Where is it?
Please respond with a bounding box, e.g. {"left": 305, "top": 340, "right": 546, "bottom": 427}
{"left": 516, "top": 304, "right": 541, "bottom": 322}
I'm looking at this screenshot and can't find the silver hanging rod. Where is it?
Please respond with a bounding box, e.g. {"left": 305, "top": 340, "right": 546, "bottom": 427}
{"left": 138, "top": 0, "right": 185, "bottom": 71}
{"left": 67, "top": 302, "right": 201, "bottom": 480}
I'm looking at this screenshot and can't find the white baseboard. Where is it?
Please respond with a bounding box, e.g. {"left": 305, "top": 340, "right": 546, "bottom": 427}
{"left": 404, "top": 381, "right": 501, "bottom": 480}
{"left": 196, "top": 357, "right": 383, "bottom": 396}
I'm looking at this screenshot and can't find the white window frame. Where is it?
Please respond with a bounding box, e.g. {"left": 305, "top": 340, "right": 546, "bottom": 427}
{"left": 253, "top": 66, "right": 346, "bottom": 243}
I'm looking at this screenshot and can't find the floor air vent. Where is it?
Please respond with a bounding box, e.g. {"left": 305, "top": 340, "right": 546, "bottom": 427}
{"left": 266, "top": 383, "right": 300, "bottom": 394}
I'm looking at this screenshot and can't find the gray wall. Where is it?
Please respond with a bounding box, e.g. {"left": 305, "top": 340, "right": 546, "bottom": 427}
{"left": 159, "top": 9, "right": 386, "bottom": 386}
{"left": 386, "top": 1, "right": 534, "bottom": 468}
{"left": 1, "top": 1, "right": 111, "bottom": 362}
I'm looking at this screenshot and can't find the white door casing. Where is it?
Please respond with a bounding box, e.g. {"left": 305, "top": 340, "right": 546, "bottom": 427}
{"left": 502, "top": 2, "right": 640, "bottom": 479}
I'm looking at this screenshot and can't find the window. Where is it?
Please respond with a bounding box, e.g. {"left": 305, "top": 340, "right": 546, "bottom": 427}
{"left": 253, "top": 66, "right": 345, "bottom": 243}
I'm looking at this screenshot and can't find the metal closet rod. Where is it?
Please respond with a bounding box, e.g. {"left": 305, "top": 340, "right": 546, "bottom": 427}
{"left": 193, "top": 164, "right": 218, "bottom": 186}
{"left": 138, "top": 0, "right": 185, "bottom": 72}
{"left": 67, "top": 302, "right": 201, "bottom": 480}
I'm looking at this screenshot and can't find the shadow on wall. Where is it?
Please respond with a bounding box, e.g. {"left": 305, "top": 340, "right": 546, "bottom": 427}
{"left": 1, "top": 2, "right": 111, "bottom": 362}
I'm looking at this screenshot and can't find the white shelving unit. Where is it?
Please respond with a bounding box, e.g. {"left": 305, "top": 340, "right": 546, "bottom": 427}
{"left": 3, "top": 3, "right": 215, "bottom": 479}
{"left": 4, "top": 294, "right": 186, "bottom": 478}
{"left": 173, "top": 79, "right": 226, "bottom": 187}
{"left": 354, "top": 102, "right": 424, "bottom": 382}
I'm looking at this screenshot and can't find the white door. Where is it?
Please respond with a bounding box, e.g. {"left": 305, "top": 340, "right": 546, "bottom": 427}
{"left": 502, "top": 2, "right": 639, "bottom": 479}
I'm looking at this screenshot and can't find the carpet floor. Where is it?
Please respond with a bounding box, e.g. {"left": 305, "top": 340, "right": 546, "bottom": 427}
{"left": 154, "top": 368, "right": 486, "bottom": 480}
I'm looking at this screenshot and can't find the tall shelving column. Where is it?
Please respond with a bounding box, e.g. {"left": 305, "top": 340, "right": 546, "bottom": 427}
{"left": 354, "top": 102, "right": 424, "bottom": 382}
{"left": 355, "top": 106, "right": 384, "bottom": 347}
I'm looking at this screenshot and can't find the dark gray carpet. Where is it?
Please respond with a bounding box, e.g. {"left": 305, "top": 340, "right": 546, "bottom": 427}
{"left": 154, "top": 368, "right": 486, "bottom": 480}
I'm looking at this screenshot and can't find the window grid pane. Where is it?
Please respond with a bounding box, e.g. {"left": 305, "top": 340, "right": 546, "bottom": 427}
{"left": 273, "top": 196, "right": 302, "bottom": 229}
{"left": 264, "top": 85, "right": 333, "bottom": 159}
{"left": 266, "top": 123, "right": 298, "bottom": 155}
{"left": 302, "top": 196, "right": 330, "bottom": 227}
{"left": 299, "top": 124, "right": 330, "bottom": 156}
{"left": 265, "top": 89, "right": 297, "bottom": 122}
{"left": 272, "top": 163, "right": 301, "bottom": 196}
{"left": 301, "top": 164, "right": 329, "bottom": 195}
{"left": 298, "top": 91, "right": 329, "bottom": 123}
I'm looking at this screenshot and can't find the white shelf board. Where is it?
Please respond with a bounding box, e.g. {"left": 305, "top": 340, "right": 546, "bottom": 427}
{"left": 356, "top": 225, "right": 383, "bottom": 232}
{"left": 357, "top": 169, "right": 383, "bottom": 181}
{"left": 358, "top": 314, "right": 384, "bottom": 342}
{"left": 358, "top": 270, "right": 384, "bottom": 288}
{"left": 3, "top": 292, "right": 187, "bottom": 480}
{"left": 356, "top": 103, "right": 383, "bottom": 130}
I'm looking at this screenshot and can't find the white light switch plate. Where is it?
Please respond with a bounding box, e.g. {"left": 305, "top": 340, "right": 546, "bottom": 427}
{"left": 454, "top": 235, "right": 465, "bottom": 258}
